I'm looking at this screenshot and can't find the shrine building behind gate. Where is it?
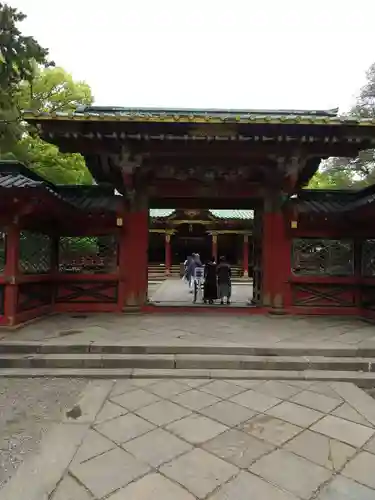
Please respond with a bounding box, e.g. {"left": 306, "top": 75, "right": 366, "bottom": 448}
{"left": 0, "top": 106, "right": 374, "bottom": 326}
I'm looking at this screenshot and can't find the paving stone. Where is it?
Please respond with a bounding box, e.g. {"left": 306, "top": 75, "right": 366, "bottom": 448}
{"left": 200, "top": 380, "right": 246, "bottom": 398}
{"left": 309, "top": 382, "right": 343, "bottom": 400}
{"left": 95, "top": 413, "right": 155, "bottom": 444}
{"left": 111, "top": 380, "right": 140, "bottom": 397}
{"left": 95, "top": 400, "right": 127, "bottom": 424}
{"left": 0, "top": 422, "right": 89, "bottom": 500}
{"left": 364, "top": 435, "right": 375, "bottom": 454}
{"left": 229, "top": 379, "right": 264, "bottom": 389}
{"left": 311, "top": 415, "right": 375, "bottom": 448}
{"left": 166, "top": 414, "right": 228, "bottom": 444}
{"left": 316, "top": 475, "right": 375, "bottom": 500}
{"left": 135, "top": 399, "right": 191, "bottom": 426}
{"left": 160, "top": 448, "right": 238, "bottom": 499}
{"left": 199, "top": 400, "right": 256, "bottom": 427}
{"left": 230, "top": 389, "right": 281, "bottom": 412}
{"left": 70, "top": 446, "right": 150, "bottom": 499}
{"left": 123, "top": 428, "right": 192, "bottom": 467}
{"left": 110, "top": 389, "right": 160, "bottom": 411}
{"left": 332, "top": 402, "right": 373, "bottom": 428}
{"left": 171, "top": 389, "right": 221, "bottom": 411}
{"left": 179, "top": 378, "right": 211, "bottom": 388}
{"left": 250, "top": 449, "right": 332, "bottom": 499}
{"left": 208, "top": 470, "right": 299, "bottom": 500}
{"left": 284, "top": 429, "right": 356, "bottom": 470}
{"left": 266, "top": 401, "right": 323, "bottom": 427}
{"left": 331, "top": 382, "right": 375, "bottom": 427}
{"left": 342, "top": 451, "right": 375, "bottom": 489}
{"left": 74, "top": 428, "right": 116, "bottom": 464}
{"left": 287, "top": 380, "right": 314, "bottom": 389}
{"left": 291, "top": 390, "right": 341, "bottom": 413}
{"left": 107, "top": 472, "right": 196, "bottom": 500}
{"left": 146, "top": 379, "right": 189, "bottom": 398}
{"left": 203, "top": 428, "right": 275, "bottom": 468}
{"left": 51, "top": 475, "right": 92, "bottom": 500}
{"left": 62, "top": 380, "right": 113, "bottom": 424}
{"left": 111, "top": 379, "right": 159, "bottom": 397}
{"left": 256, "top": 380, "right": 302, "bottom": 400}
{"left": 241, "top": 414, "right": 302, "bottom": 446}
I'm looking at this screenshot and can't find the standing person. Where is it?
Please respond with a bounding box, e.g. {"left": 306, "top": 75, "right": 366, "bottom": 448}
{"left": 203, "top": 256, "right": 217, "bottom": 304}
{"left": 194, "top": 253, "right": 202, "bottom": 267}
{"left": 184, "top": 255, "right": 194, "bottom": 291}
{"left": 217, "top": 256, "right": 232, "bottom": 305}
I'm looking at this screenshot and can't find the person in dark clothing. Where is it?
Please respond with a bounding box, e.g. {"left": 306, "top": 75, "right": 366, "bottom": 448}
{"left": 204, "top": 257, "right": 217, "bottom": 304}
{"left": 217, "top": 256, "right": 232, "bottom": 305}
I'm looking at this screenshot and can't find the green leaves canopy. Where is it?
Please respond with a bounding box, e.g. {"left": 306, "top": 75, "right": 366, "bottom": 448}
{"left": 0, "top": 3, "right": 93, "bottom": 185}
{"left": 309, "top": 62, "right": 375, "bottom": 190}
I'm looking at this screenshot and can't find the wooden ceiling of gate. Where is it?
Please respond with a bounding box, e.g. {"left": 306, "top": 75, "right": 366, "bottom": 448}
{"left": 24, "top": 108, "right": 375, "bottom": 201}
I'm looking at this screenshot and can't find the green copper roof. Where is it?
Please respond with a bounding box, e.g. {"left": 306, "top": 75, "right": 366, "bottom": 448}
{"left": 149, "top": 209, "right": 253, "bottom": 220}
{"left": 24, "top": 106, "right": 375, "bottom": 126}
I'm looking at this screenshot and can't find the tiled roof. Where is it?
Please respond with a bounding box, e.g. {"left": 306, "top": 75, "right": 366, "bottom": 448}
{"left": 295, "top": 187, "right": 375, "bottom": 213}
{"left": 24, "top": 106, "right": 375, "bottom": 126}
{"left": 0, "top": 161, "right": 119, "bottom": 213}
{"left": 210, "top": 210, "right": 254, "bottom": 219}
{"left": 149, "top": 209, "right": 175, "bottom": 218}
{"left": 0, "top": 173, "right": 42, "bottom": 188}
{"left": 149, "top": 209, "right": 253, "bottom": 219}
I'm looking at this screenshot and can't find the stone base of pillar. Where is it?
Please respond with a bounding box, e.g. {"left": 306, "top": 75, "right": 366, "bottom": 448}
{"left": 243, "top": 270, "right": 249, "bottom": 278}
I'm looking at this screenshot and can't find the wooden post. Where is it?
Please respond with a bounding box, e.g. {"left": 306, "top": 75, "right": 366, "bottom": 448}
{"left": 243, "top": 234, "right": 249, "bottom": 277}
{"left": 263, "top": 195, "right": 291, "bottom": 312}
{"left": 4, "top": 222, "right": 20, "bottom": 326}
{"left": 212, "top": 233, "right": 218, "bottom": 262}
{"left": 122, "top": 194, "right": 149, "bottom": 311}
{"left": 165, "top": 232, "right": 171, "bottom": 276}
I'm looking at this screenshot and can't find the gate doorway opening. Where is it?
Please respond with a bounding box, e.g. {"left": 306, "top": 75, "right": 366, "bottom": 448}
{"left": 148, "top": 207, "right": 261, "bottom": 307}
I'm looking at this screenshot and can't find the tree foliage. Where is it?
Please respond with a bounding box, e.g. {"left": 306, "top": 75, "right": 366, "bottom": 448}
{"left": 309, "top": 63, "right": 375, "bottom": 189}
{"left": 19, "top": 66, "right": 92, "bottom": 112}
{"left": 0, "top": 2, "right": 51, "bottom": 153}
{"left": 0, "top": 3, "right": 93, "bottom": 185}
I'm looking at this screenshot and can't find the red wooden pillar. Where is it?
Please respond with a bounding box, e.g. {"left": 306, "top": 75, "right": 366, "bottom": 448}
{"left": 4, "top": 223, "right": 20, "bottom": 326}
{"left": 262, "top": 197, "right": 291, "bottom": 311}
{"left": 122, "top": 203, "right": 149, "bottom": 311}
{"left": 212, "top": 233, "right": 218, "bottom": 262}
{"left": 243, "top": 234, "right": 249, "bottom": 277}
{"left": 165, "top": 232, "right": 171, "bottom": 276}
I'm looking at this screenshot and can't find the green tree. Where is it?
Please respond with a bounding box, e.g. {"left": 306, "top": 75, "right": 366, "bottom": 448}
{"left": 23, "top": 136, "right": 93, "bottom": 184}
{"left": 308, "top": 62, "right": 375, "bottom": 189}
{"left": 19, "top": 66, "right": 94, "bottom": 184}
{"left": 19, "top": 66, "right": 92, "bottom": 112}
{"left": 0, "top": 2, "right": 51, "bottom": 154}
{"left": 0, "top": 4, "right": 93, "bottom": 184}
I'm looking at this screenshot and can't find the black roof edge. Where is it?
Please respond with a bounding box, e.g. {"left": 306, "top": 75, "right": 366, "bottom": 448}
{"left": 76, "top": 106, "right": 340, "bottom": 117}
{"left": 0, "top": 160, "right": 55, "bottom": 188}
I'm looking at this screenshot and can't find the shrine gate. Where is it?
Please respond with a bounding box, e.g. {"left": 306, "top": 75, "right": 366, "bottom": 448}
{"left": 0, "top": 107, "right": 374, "bottom": 326}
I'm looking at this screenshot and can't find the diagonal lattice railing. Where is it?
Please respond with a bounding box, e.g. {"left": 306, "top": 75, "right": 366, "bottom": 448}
{"left": 362, "top": 239, "right": 375, "bottom": 277}
{"left": 19, "top": 231, "right": 52, "bottom": 274}
{"left": 58, "top": 235, "right": 118, "bottom": 274}
{"left": 292, "top": 238, "right": 354, "bottom": 276}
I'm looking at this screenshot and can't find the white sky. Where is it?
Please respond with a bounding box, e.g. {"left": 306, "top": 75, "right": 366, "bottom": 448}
{"left": 11, "top": 0, "right": 375, "bottom": 111}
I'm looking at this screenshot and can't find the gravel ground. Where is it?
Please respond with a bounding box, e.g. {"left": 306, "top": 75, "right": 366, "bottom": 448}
{"left": 0, "top": 378, "right": 87, "bottom": 489}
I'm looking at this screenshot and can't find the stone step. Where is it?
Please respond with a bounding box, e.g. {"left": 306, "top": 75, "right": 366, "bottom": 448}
{"left": 1, "top": 353, "right": 375, "bottom": 372}
{"left": 0, "top": 342, "right": 374, "bottom": 357}
{"left": 0, "top": 367, "right": 375, "bottom": 386}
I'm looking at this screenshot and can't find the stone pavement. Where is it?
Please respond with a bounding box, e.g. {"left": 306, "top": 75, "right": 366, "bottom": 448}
{"left": 2, "top": 313, "right": 375, "bottom": 352}
{"left": 149, "top": 279, "right": 252, "bottom": 306}
{"left": 3, "top": 378, "right": 375, "bottom": 499}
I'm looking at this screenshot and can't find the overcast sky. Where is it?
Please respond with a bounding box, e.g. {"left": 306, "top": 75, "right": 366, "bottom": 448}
{"left": 11, "top": 0, "right": 375, "bottom": 111}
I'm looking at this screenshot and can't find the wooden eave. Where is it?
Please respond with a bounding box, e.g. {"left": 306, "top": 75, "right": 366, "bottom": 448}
{"left": 24, "top": 108, "right": 375, "bottom": 191}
